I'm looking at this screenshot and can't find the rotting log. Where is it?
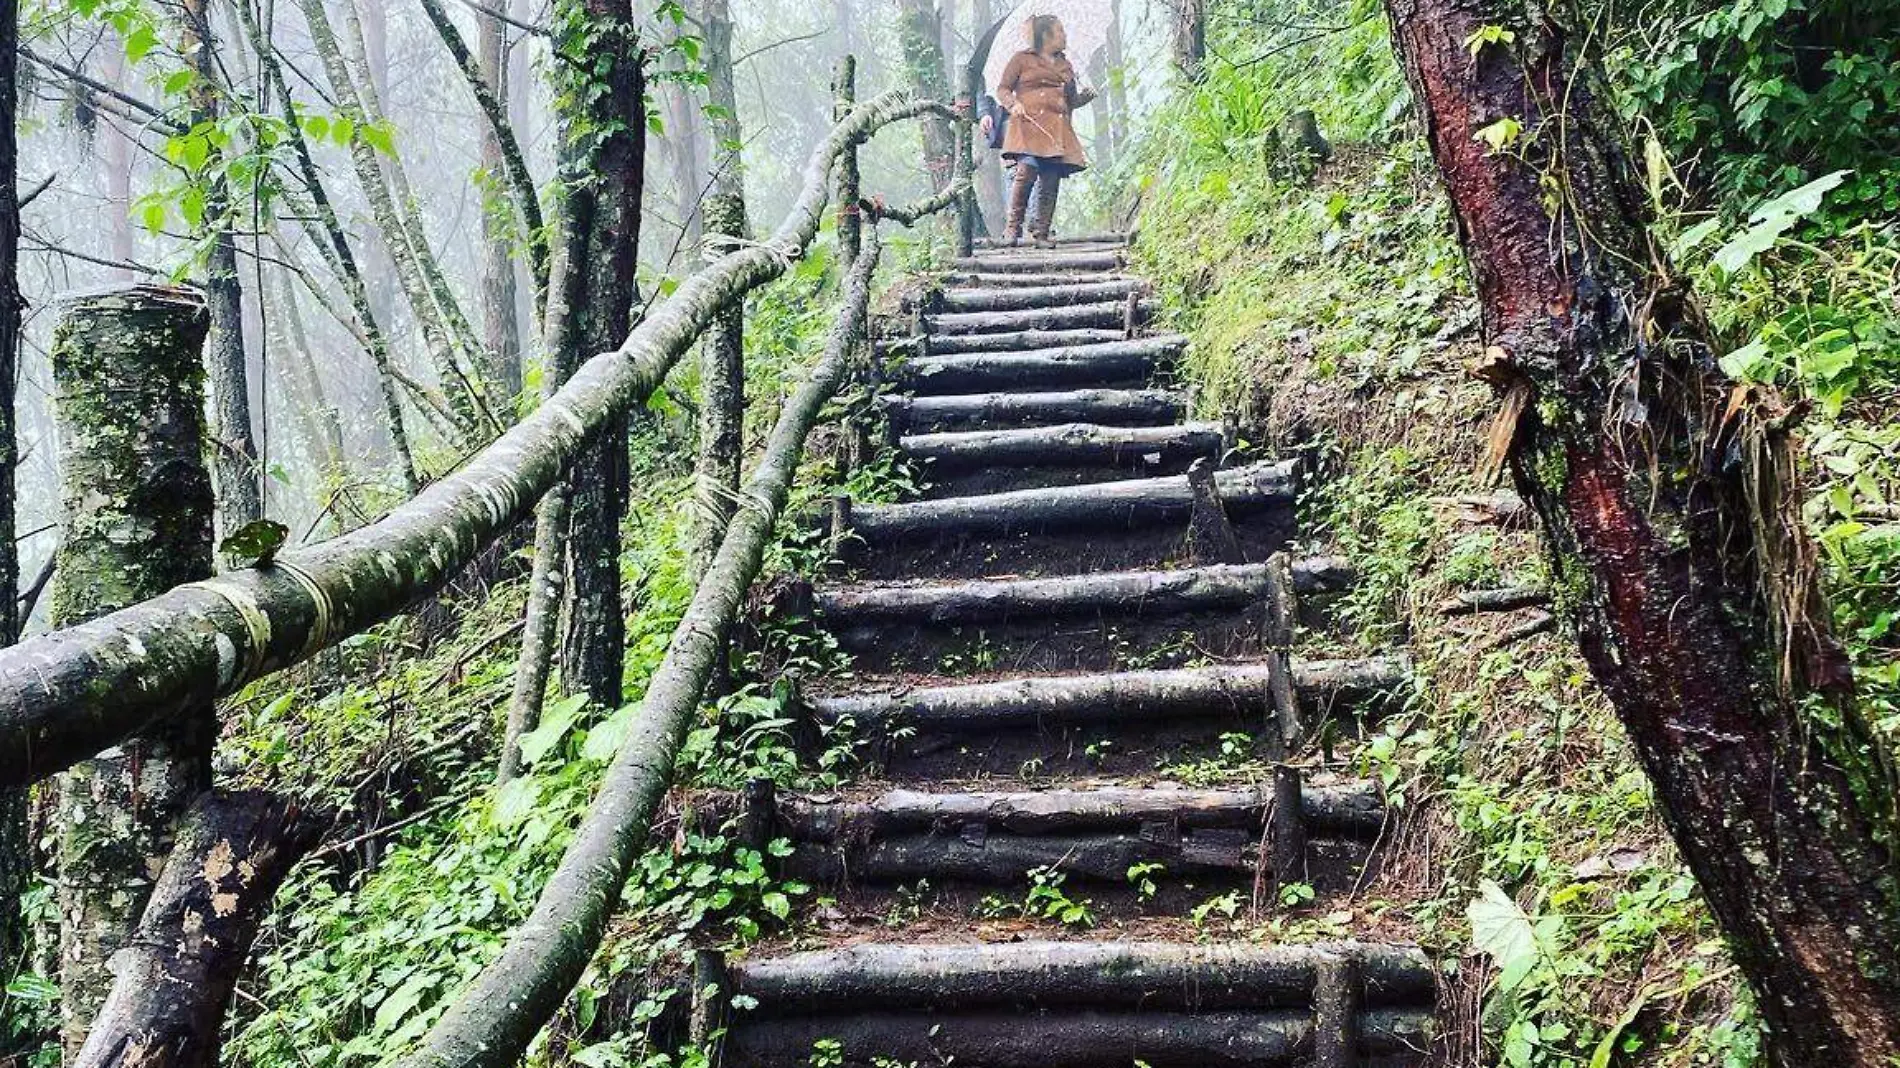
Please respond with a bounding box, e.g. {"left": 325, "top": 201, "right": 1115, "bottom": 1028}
{"left": 726, "top": 1009, "right": 1430, "bottom": 1068}
{"left": 845, "top": 458, "right": 1297, "bottom": 541}
{"left": 936, "top": 279, "right": 1144, "bottom": 312}
{"left": 723, "top": 1008, "right": 1434, "bottom": 1068}
{"left": 894, "top": 336, "right": 1187, "bottom": 394}
{"left": 902, "top": 421, "right": 1223, "bottom": 471}
{"left": 805, "top": 657, "right": 1410, "bottom": 733}
{"left": 950, "top": 251, "right": 1124, "bottom": 272}
{"left": 0, "top": 90, "right": 953, "bottom": 789}
{"left": 73, "top": 791, "right": 321, "bottom": 1068}
{"left": 882, "top": 387, "right": 1185, "bottom": 433}
{"left": 812, "top": 558, "right": 1356, "bottom": 626}
{"left": 48, "top": 285, "right": 217, "bottom": 1052}
{"left": 887, "top": 326, "right": 1126, "bottom": 356}
{"left": 926, "top": 300, "right": 1154, "bottom": 336}
{"left": 730, "top": 940, "right": 1434, "bottom": 1012}
{"left": 388, "top": 225, "right": 904, "bottom": 1068}
{"left": 1386, "top": 1, "right": 1900, "bottom": 1056}
{"left": 1435, "top": 585, "right": 1548, "bottom": 615}
{"left": 776, "top": 782, "right": 1385, "bottom": 839}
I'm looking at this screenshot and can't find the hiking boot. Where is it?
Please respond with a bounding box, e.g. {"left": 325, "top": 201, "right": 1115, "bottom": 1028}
{"left": 1029, "top": 172, "right": 1062, "bottom": 247}
{"left": 1002, "top": 167, "right": 1035, "bottom": 245}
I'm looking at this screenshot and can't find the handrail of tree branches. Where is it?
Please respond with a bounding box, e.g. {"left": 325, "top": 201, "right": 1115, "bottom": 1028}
{"left": 0, "top": 89, "right": 964, "bottom": 789}
{"left": 391, "top": 209, "right": 934, "bottom": 1068}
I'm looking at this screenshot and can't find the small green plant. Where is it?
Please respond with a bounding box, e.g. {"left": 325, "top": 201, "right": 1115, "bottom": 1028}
{"left": 1126, "top": 861, "right": 1166, "bottom": 902}
{"left": 1277, "top": 881, "right": 1317, "bottom": 909}
{"left": 1022, "top": 866, "right": 1096, "bottom": 927}
{"left": 1190, "top": 891, "right": 1244, "bottom": 930}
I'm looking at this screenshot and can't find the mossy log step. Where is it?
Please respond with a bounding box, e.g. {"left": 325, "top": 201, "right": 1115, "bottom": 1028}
{"left": 883, "top": 327, "right": 1127, "bottom": 356}
{"left": 974, "top": 232, "right": 1128, "bottom": 248}
{"left": 778, "top": 781, "right": 1385, "bottom": 839}
{"left": 942, "top": 271, "right": 1137, "bottom": 289}
{"left": 927, "top": 300, "right": 1152, "bottom": 336}
{"left": 843, "top": 458, "right": 1296, "bottom": 541}
{"left": 814, "top": 558, "right": 1355, "bottom": 627}
{"left": 950, "top": 250, "right": 1126, "bottom": 273}
{"left": 902, "top": 422, "right": 1224, "bottom": 471}
{"left": 881, "top": 387, "right": 1186, "bottom": 433}
{"left": 936, "top": 279, "right": 1146, "bottom": 312}
{"left": 805, "top": 656, "right": 1409, "bottom": 732}
{"left": 723, "top": 1009, "right": 1431, "bottom": 1068}
{"left": 893, "top": 337, "right": 1187, "bottom": 395}
{"left": 728, "top": 940, "right": 1434, "bottom": 1012}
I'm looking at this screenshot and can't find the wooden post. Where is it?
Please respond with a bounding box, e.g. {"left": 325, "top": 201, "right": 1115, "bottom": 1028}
{"left": 1262, "top": 551, "right": 1304, "bottom": 753}
{"left": 1183, "top": 457, "right": 1244, "bottom": 565}
{"left": 49, "top": 284, "right": 216, "bottom": 1054}
{"left": 688, "top": 948, "right": 733, "bottom": 1058}
{"left": 832, "top": 56, "right": 860, "bottom": 269}
{"left": 1268, "top": 765, "right": 1307, "bottom": 904}
{"left": 1313, "top": 955, "right": 1359, "bottom": 1068}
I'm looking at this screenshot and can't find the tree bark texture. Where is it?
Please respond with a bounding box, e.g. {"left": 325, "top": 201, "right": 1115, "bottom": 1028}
{"left": 0, "top": 0, "right": 21, "bottom": 1009}
{"left": 833, "top": 56, "right": 861, "bottom": 268}
{"left": 72, "top": 791, "right": 321, "bottom": 1068}
{"left": 389, "top": 219, "right": 900, "bottom": 1068}
{"left": 181, "top": 0, "right": 263, "bottom": 543}
{"left": 272, "top": 272, "right": 348, "bottom": 479}
{"left": 936, "top": 278, "right": 1144, "bottom": 312}
{"left": 1384, "top": 1, "right": 1900, "bottom": 1060}
{"left": 557, "top": 0, "right": 645, "bottom": 709}
{"left": 1170, "top": 0, "right": 1205, "bottom": 79}
{"left": 692, "top": 0, "right": 750, "bottom": 576}
{"left": 475, "top": 1, "right": 526, "bottom": 399}
{"left": 0, "top": 90, "right": 954, "bottom": 789}
{"left": 48, "top": 285, "right": 216, "bottom": 1056}
{"left": 898, "top": 0, "right": 958, "bottom": 207}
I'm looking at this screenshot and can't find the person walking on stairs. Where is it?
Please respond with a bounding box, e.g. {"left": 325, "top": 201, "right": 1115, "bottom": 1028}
{"left": 995, "top": 14, "right": 1096, "bottom": 248}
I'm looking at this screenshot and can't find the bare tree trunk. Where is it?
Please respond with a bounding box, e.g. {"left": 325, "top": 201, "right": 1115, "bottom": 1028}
{"left": 72, "top": 792, "right": 321, "bottom": 1068}
{"left": 272, "top": 272, "right": 347, "bottom": 479}
{"left": 691, "top": 0, "right": 749, "bottom": 574}
{"left": 659, "top": 19, "right": 704, "bottom": 257}
{"left": 558, "top": 0, "right": 646, "bottom": 708}
{"left": 235, "top": 1, "right": 419, "bottom": 493}
{"left": 1384, "top": 2, "right": 1900, "bottom": 1062}
{"left": 969, "top": 0, "right": 1003, "bottom": 236}
{"left": 1170, "top": 0, "right": 1205, "bottom": 79}
{"left": 50, "top": 286, "right": 216, "bottom": 1056}
{"left": 475, "top": 0, "right": 524, "bottom": 399}
{"left": 99, "top": 42, "right": 135, "bottom": 276}
{"left": 0, "top": 0, "right": 22, "bottom": 1014}
{"left": 833, "top": 56, "right": 861, "bottom": 268}
{"left": 181, "top": 0, "right": 263, "bottom": 544}
{"left": 899, "top": 0, "right": 957, "bottom": 192}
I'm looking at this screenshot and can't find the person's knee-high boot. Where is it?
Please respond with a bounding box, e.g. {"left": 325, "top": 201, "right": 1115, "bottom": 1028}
{"left": 1003, "top": 165, "right": 1036, "bottom": 245}
{"left": 1030, "top": 172, "right": 1062, "bottom": 247}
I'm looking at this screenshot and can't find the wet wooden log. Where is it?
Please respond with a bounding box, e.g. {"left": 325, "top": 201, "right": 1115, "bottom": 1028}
{"left": 894, "top": 337, "right": 1186, "bottom": 394}
{"left": 902, "top": 422, "right": 1223, "bottom": 471}
{"left": 846, "top": 459, "right": 1297, "bottom": 542}
{"left": 806, "top": 656, "right": 1410, "bottom": 733}
{"left": 776, "top": 782, "right": 1385, "bottom": 839}
{"left": 927, "top": 300, "right": 1153, "bottom": 335}
{"left": 950, "top": 250, "right": 1125, "bottom": 273}
{"left": 1269, "top": 765, "right": 1309, "bottom": 898}
{"left": 895, "top": 326, "right": 1126, "bottom": 355}
{"left": 724, "top": 1008, "right": 1433, "bottom": 1068}
{"left": 1315, "top": 957, "right": 1360, "bottom": 1068}
{"left": 812, "top": 558, "right": 1357, "bottom": 626}
{"left": 799, "top": 827, "right": 1263, "bottom": 882}
{"left": 729, "top": 940, "right": 1435, "bottom": 1012}
{"left": 74, "top": 791, "right": 322, "bottom": 1068}
{"left": 881, "top": 387, "right": 1186, "bottom": 433}
{"left": 936, "top": 279, "right": 1145, "bottom": 312}
{"left": 974, "top": 232, "right": 1128, "bottom": 248}
{"left": 1435, "top": 585, "right": 1548, "bottom": 615}
{"left": 942, "top": 271, "right": 1136, "bottom": 289}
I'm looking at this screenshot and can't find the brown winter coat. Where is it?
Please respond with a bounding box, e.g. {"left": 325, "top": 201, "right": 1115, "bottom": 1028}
{"left": 996, "top": 49, "right": 1096, "bottom": 169}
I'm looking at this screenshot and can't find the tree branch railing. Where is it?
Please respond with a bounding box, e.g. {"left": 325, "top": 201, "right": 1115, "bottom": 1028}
{"left": 0, "top": 89, "right": 964, "bottom": 789}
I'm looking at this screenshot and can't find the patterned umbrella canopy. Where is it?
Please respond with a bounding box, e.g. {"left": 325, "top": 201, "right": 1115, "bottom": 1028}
{"left": 978, "top": 0, "right": 1115, "bottom": 97}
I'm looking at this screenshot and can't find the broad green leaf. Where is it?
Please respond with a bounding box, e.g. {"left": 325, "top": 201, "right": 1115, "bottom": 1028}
{"left": 371, "top": 972, "right": 437, "bottom": 1034}
{"left": 221, "top": 520, "right": 289, "bottom": 566}
{"left": 491, "top": 774, "right": 539, "bottom": 829}
{"left": 1468, "top": 880, "right": 1538, "bottom": 981}
{"left": 580, "top": 702, "right": 640, "bottom": 762}
{"left": 517, "top": 693, "right": 588, "bottom": 765}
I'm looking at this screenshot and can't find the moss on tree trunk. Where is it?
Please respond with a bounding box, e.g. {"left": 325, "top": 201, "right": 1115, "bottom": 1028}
{"left": 48, "top": 283, "right": 216, "bottom": 1056}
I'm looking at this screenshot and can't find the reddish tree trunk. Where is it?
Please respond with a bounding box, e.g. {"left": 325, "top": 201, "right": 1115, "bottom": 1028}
{"left": 1382, "top": 1, "right": 1900, "bottom": 1063}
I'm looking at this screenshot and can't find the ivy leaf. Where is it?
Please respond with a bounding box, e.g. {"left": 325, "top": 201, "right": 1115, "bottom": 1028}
{"left": 221, "top": 519, "right": 289, "bottom": 567}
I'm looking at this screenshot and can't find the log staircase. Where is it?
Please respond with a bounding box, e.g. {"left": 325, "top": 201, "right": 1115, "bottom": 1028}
{"left": 697, "top": 233, "right": 1435, "bottom": 1066}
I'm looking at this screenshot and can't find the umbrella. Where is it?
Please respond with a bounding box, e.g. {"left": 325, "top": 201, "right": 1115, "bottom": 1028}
{"left": 976, "top": 0, "right": 1114, "bottom": 99}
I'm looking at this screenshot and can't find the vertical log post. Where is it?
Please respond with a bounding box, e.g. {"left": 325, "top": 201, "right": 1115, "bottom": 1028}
{"left": 50, "top": 284, "right": 216, "bottom": 1055}
{"left": 1183, "top": 457, "right": 1243, "bottom": 565}
{"left": 1313, "top": 955, "right": 1359, "bottom": 1068}
{"left": 1267, "top": 765, "right": 1307, "bottom": 905}
{"left": 738, "top": 778, "right": 778, "bottom": 856}
{"left": 832, "top": 56, "right": 860, "bottom": 269}
{"left": 688, "top": 948, "right": 732, "bottom": 1059}
{"left": 73, "top": 791, "right": 321, "bottom": 1068}
{"left": 1262, "top": 550, "right": 1303, "bottom": 754}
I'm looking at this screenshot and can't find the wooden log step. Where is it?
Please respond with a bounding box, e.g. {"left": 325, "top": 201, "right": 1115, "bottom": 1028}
{"left": 724, "top": 1008, "right": 1433, "bottom": 1068}
{"left": 778, "top": 781, "right": 1384, "bottom": 839}
{"left": 936, "top": 279, "right": 1146, "bottom": 312}
{"left": 974, "top": 232, "right": 1128, "bottom": 248}
{"left": 729, "top": 940, "right": 1435, "bottom": 1013}
{"left": 814, "top": 558, "right": 1356, "bottom": 627}
{"left": 805, "top": 656, "right": 1409, "bottom": 733}
{"left": 903, "top": 422, "right": 1224, "bottom": 472}
{"left": 889, "top": 327, "right": 1127, "bottom": 356}
{"left": 881, "top": 387, "right": 1186, "bottom": 433}
{"left": 950, "top": 250, "right": 1126, "bottom": 273}
{"left": 927, "top": 300, "right": 1154, "bottom": 336}
{"left": 943, "top": 271, "right": 1137, "bottom": 289}
{"left": 845, "top": 458, "right": 1296, "bottom": 542}
{"left": 894, "top": 337, "right": 1188, "bottom": 395}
